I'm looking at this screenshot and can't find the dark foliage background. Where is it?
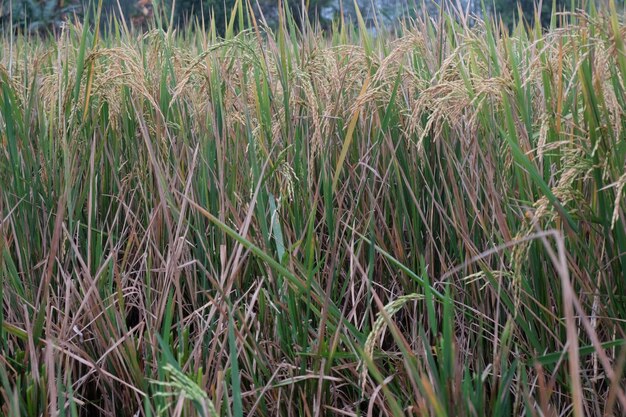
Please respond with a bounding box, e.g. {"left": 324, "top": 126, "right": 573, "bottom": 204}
{"left": 1, "top": 0, "right": 600, "bottom": 35}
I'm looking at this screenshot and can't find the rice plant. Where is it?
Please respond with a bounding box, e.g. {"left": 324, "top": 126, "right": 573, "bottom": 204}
{"left": 0, "top": 1, "right": 625, "bottom": 416}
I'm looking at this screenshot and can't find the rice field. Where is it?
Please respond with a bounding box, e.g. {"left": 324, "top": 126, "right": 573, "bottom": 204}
{"left": 1, "top": 2, "right": 625, "bottom": 416}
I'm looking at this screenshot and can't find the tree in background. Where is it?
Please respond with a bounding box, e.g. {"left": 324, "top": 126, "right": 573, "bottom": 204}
{"left": 173, "top": 0, "right": 233, "bottom": 30}
{"left": 1, "top": 0, "right": 598, "bottom": 35}
{"left": 96, "top": 0, "right": 138, "bottom": 26}
{"left": 172, "top": 0, "right": 332, "bottom": 33}
{"left": 490, "top": 0, "right": 569, "bottom": 29}
{"left": 1, "top": 0, "right": 82, "bottom": 33}
{"left": 130, "top": 0, "right": 153, "bottom": 28}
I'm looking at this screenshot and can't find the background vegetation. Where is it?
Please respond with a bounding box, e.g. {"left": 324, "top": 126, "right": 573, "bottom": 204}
{"left": 1, "top": 0, "right": 626, "bottom": 416}
{"left": 1, "top": 0, "right": 603, "bottom": 34}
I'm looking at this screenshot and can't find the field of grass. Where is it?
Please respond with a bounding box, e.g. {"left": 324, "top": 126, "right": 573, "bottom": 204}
{"left": 1, "top": 1, "right": 626, "bottom": 416}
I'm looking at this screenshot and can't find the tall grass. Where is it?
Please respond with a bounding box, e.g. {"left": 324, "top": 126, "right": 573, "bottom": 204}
{"left": 1, "top": 1, "right": 625, "bottom": 416}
